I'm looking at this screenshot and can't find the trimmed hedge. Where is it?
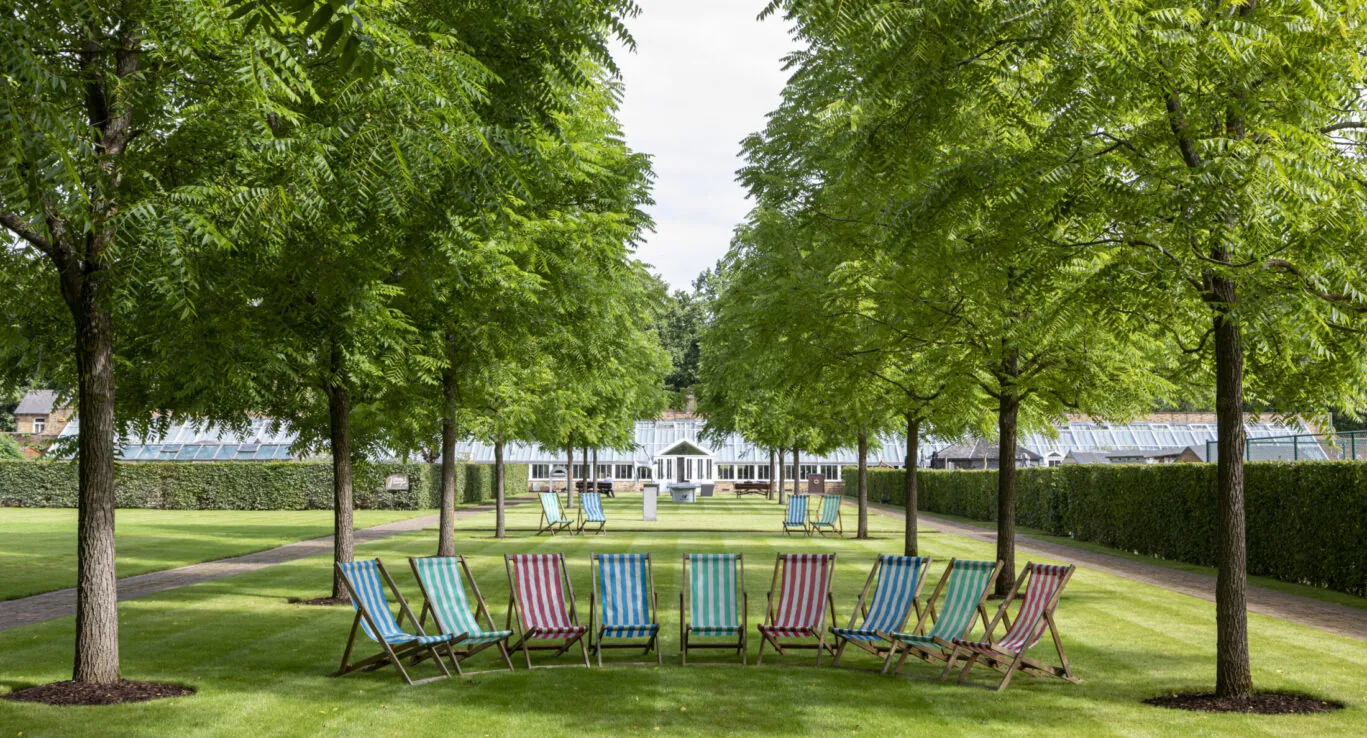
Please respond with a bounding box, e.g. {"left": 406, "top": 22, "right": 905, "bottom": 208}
{"left": 844, "top": 463, "right": 1367, "bottom": 597}
{"left": 0, "top": 460, "right": 529, "bottom": 510}
{"left": 461, "top": 462, "right": 529, "bottom": 504}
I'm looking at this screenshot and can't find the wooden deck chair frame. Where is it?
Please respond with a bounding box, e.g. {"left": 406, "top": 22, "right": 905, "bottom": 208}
{"left": 680, "top": 553, "right": 748, "bottom": 666}
{"left": 589, "top": 553, "right": 662, "bottom": 667}
{"left": 809, "top": 494, "right": 844, "bottom": 537}
{"left": 577, "top": 491, "right": 607, "bottom": 536}
{"left": 331, "top": 559, "right": 461, "bottom": 686}
{"left": 781, "top": 495, "right": 811, "bottom": 536}
{"left": 537, "top": 492, "right": 574, "bottom": 536}
{"left": 940, "top": 562, "right": 1078, "bottom": 691}
{"left": 756, "top": 553, "right": 838, "bottom": 666}
{"left": 407, "top": 555, "right": 515, "bottom": 676}
{"left": 883, "top": 558, "right": 1004, "bottom": 675}
{"left": 504, "top": 553, "right": 591, "bottom": 669}
{"left": 830, "top": 555, "right": 930, "bottom": 666}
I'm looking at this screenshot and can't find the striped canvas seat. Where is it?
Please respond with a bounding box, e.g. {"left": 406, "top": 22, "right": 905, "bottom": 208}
{"left": 782, "top": 495, "right": 810, "bottom": 534}
{"left": 340, "top": 561, "right": 459, "bottom": 647}
{"left": 578, "top": 492, "right": 607, "bottom": 535}
{"left": 681, "top": 553, "right": 747, "bottom": 664}
{"left": 591, "top": 553, "right": 660, "bottom": 665}
{"left": 757, "top": 553, "right": 838, "bottom": 665}
{"left": 831, "top": 555, "right": 929, "bottom": 659}
{"left": 953, "top": 564, "right": 1071, "bottom": 656}
{"left": 892, "top": 559, "right": 998, "bottom": 648}
{"left": 809, "top": 495, "right": 843, "bottom": 536}
{"left": 408, "top": 556, "right": 514, "bottom": 674}
{"left": 332, "top": 559, "right": 457, "bottom": 685}
{"left": 505, "top": 553, "right": 591, "bottom": 668}
{"left": 538, "top": 492, "right": 574, "bottom": 536}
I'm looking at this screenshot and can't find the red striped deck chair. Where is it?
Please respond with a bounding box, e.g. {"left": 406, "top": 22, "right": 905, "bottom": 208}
{"left": 830, "top": 555, "right": 930, "bottom": 665}
{"left": 331, "top": 559, "right": 461, "bottom": 685}
{"left": 882, "top": 558, "right": 1002, "bottom": 675}
{"left": 941, "top": 562, "right": 1078, "bottom": 691}
{"left": 589, "top": 553, "right": 661, "bottom": 666}
{"left": 756, "top": 553, "right": 838, "bottom": 665}
{"left": 504, "top": 553, "right": 590, "bottom": 669}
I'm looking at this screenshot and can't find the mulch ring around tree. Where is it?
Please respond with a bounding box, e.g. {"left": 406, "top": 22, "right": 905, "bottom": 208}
{"left": 290, "top": 596, "right": 351, "bottom": 606}
{"left": 3, "top": 680, "right": 194, "bottom": 706}
{"left": 1145, "top": 692, "right": 1344, "bottom": 715}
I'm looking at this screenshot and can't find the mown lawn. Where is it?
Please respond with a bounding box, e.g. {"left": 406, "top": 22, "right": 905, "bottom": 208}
{"left": 1, "top": 496, "right": 1363, "bottom": 737}
{"left": 0, "top": 508, "right": 434, "bottom": 601}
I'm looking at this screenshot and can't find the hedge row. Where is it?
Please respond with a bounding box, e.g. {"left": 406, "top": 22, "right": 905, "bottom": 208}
{"left": 844, "top": 463, "right": 1367, "bottom": 597}
{"left": 0, "top": 459, "right": 529, "bottom": 510}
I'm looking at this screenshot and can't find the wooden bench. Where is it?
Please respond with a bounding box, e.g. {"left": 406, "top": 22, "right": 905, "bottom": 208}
{"left": 733, "top": 482, "right": 771, "bottom": 498}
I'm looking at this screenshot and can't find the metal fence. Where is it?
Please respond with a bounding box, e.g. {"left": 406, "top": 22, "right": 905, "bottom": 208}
{"left": 1206, "top": 430, "right": 1367, "bottom": 462}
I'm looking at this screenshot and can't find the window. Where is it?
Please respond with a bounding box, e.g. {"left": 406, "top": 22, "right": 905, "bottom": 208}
{"left": 717, "top": 465, "right": 735, "bottom": 480}
{"left": 1049, "top": 460, "right": 1062, "bottom": 468}
{"left": 637, "top": 466, "right": 652, "bottom": 480}
{"left": 596, "top": 464, "right": 612, "bottom": 479}
{"left": 756, "top": 465, "right": 771, "bottom": 480}
{"left": 800, "top": 464, "right": 819, "bottom": 478}
{"left": 615, "top": 464, "right": 633, "bottom": 480}
{"left": 820, "top": 464, "right": 840, "bottom": 481}
{"left": 705, "top": 459, "right": 712, "bottom": 479}
{"left": 738, "top": 464, "right": 755, "bottom": 480}
{"left": 32, "top": 417, "right": 46, "bottom": 434}
{"left": 572, "top": 464, "right": 589, "bottom": 479}
{"left": 532, "top": 464, "right": 550, "bottom": 480}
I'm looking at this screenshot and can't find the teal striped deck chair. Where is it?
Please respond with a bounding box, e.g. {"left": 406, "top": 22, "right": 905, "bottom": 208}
{"left": 782, "top": 495, "right": 811, "bottom": 535}
{"left": 409, "top": 556, "right": 515, "bottom": 675}
{"left": 810, "top": 494, "right": 844, "bottom": 536}
{"left": 538, "top": 492, "right": 574, "bottom": 536}
{"left": 331, "top": 559, "right": 461, "bottom": 685}
{"left": 589, "top": 553, "right": 661, "bottom": 666}
{"left": 577, "top": 492, "right": 607, "bottom": 535}
{"left": 883, "top": 558, "right": 1002, "bottom": 676}
{"left": 680, "top": 553, "right": 747, "bottom": 665}
{"left": 830, "top": 555, "right": 930, "bottom": 664}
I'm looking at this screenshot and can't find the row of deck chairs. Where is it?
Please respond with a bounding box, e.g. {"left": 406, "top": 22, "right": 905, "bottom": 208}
{"left": 783, "top": 494, "right": 845, "bottom": 536}
{"left": 537, "top": 492, "right": 607, "bottom": 536}
{"left": 333, "top": 552, "right": 1077, "bottom": 691}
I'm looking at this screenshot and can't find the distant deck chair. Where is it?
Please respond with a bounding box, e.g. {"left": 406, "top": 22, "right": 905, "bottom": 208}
{"left": 505, "top": 553, "right": 590, "bottom": 668}
{"left": 680, "top": 553, "right": 747, "bottom": 665}
{"left": 942, "top": 562, "right": 1078, "bottom": 691}
{"left": 756, "top": 553, "right": 838, "bottom": 665}
{"left": 830, "top": 555, "right": 930, "bottom": 664}
{"left": 538, "top": 492, "right": 574, "bottom": 536}
{"left": 883, "top": 558, "right": 1002, "bottom": 675}
{"left": 408, "top": 556, "right": 514, "bottom": 675}
{"left": 578, "top": 491, "right": 607, "bottom": 535}
{"left": 809, "top": 494, "right": 844, "bottom": 536}
{"left": 589, "top": 553, "right": 661, "bottom": 666}
{"left": 782, "top": 495, "right": 810, "bottom": 535}
{"left": 331, "top": 559, "right": 461, "bottom": 685}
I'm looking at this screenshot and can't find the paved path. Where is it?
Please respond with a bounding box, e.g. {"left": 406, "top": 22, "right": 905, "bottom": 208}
{"left": 869, "top": 502, "right": 1367, "bottom": 641}
{"left": 0, "top": 498, "right": 528, "bottom": 632}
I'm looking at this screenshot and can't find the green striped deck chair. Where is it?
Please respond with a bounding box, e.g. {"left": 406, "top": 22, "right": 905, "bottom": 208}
{"left": 409, "top": 556, "right": 514, "bottom": 675}
{"left": 589, "top": 553, "right": 661, "bottom": 666}
{"left": 680, "top": 553, "right": 747, "bottom": 665}
{"left": 809, "top": 494, "right": 844, "bottom": 536}
{"left": 331, "top": 559, "right": 461, "bottom": 685}
{"left": 942, "top": 562, "right": 1078, "bottom": 691}
{"left": 883, "top": 558, "right": 1002, "bottom": 676}
{"left": 830, "top": 555, "right": 930, "bottom": 665}
{"left": 782, "top": 495, "right": 811, "bottom": 535}
{"left": 538, "top": 492, "right": 574, "bottom": 536}
{"left": 577, "top": 492, "right": 607, "bottom": 535}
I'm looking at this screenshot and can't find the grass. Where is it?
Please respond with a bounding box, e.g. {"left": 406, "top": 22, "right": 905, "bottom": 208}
{"left": 0, "top": 508, "right": 434, "bottom": 601}
{"left": 1, "top": 495, "right": 1364, "bottom": 737}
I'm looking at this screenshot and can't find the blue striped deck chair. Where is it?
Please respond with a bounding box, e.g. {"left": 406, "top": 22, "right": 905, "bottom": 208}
{"left": 577, "top": 492, "right": 607, "bottom": 535}
{"left": 589, "top": 553, "right": 661, "bottom": 666}
{"left": 331, "top": 559, "right": 462, "bottom": 685}
{"left": 408, "top": 556, "right": 515, "bottom": 675}
{"left": 680, "top": 553, "right": 747, "bottom": 665}
{"left": 830, "top": 555, "right": 930, "bottom": 665}
{"left": 782, "top": 495, "right": 811, "bottom": 535}
{"left": 883, "top": 558, "right": 1002, "bottom": 675}
{"left": 810, "top": 494, "right": 844, "bottom": 536}
{"left": 538, "top": 492, "right": 574, "bottom": 536}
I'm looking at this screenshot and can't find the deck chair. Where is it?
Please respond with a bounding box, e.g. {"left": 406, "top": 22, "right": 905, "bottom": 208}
{"left": 578, "top": 491, "right": 607, "bottom": 535}
{"left": 883, "top": 558, "right": 1002, "bottom": 675}
{"left": 830, "top": 555, "right": 930, "bottom": 665}
{"left": 537, "top": 492, "right": 574, "bottom": 536}
{"left": 589, "top": 553, "right": 661, "bottom": 666}
{"left": 782, "top": 495, "right": 810, "bottom": 535}
{"left": 809, "top": 494, "right": 844, "bottom": 536}
{"left": 756, "top": 553, "right": 838, "bottom": 665}
{"left": 941, "top": 562, "right": 1078, "bottom": 691}
{"left": 680, "top": 553, "right": 747, "bottom": 665}
{"left": 331, "top": 559, "right": 462, "bottom": 685}
{"left": 408, "top": 556, "right": 515, "bottom": 675}
{"left": 505, "top": 553, "right": 590, "bottom": 668}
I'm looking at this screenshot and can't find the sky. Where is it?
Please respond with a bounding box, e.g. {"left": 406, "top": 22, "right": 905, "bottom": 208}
{"left": 612, "top": 1, "right": 797, "bottom": 292}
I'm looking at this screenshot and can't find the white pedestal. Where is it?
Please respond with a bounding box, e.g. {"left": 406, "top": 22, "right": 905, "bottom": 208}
{"left": 642, "top": 483, "right": 658, "bottom": 521}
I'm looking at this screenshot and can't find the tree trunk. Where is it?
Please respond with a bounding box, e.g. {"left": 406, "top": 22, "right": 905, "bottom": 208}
{"left": 776, "top": 449, "right": 786, "bottom": 504}
{"left": 327, "top": 381, "right": 354, "bottom": 601}
{"left": 768, "top": 448, "right": 777, "bottom": 500}
{"left": 793, "top": 448, "right": 801, "bottom": 496}
{"left": 437, "top": 371, "right": 458, "bottom": 557}
{"left": 592, "top": 447, "right": 598, "bottom": 486}
{"left": 72, "top": 295, "right": 120, "bottom": 684}
{"left": 1210, "top": 273, "right": 1252, "bottom": 698}
{"left": 494, "top": 431, "right": 506, "bottom": 539}
{"left": 856, "top": 429, "right": 869, "bottom": 539}
{"left": 581, "top": 445, "right": 590, "bottom": 508}
{"left": 994, "top": 389, "right": 1020, "bottom": 597}
{"left": 566, "top": 443, "right": 574, "bottom": 509}
{"left": 903, "top": 415, "right": 920, "bottom": 556}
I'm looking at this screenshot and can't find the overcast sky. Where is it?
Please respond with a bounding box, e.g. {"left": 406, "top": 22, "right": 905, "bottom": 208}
{"left": 613, "top": 1, "right": 796, "bottom": 292}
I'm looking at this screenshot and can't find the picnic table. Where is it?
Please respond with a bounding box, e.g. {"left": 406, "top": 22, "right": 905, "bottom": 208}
{"left": 733, "top": 482, "right": 771, "bottom": 498}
